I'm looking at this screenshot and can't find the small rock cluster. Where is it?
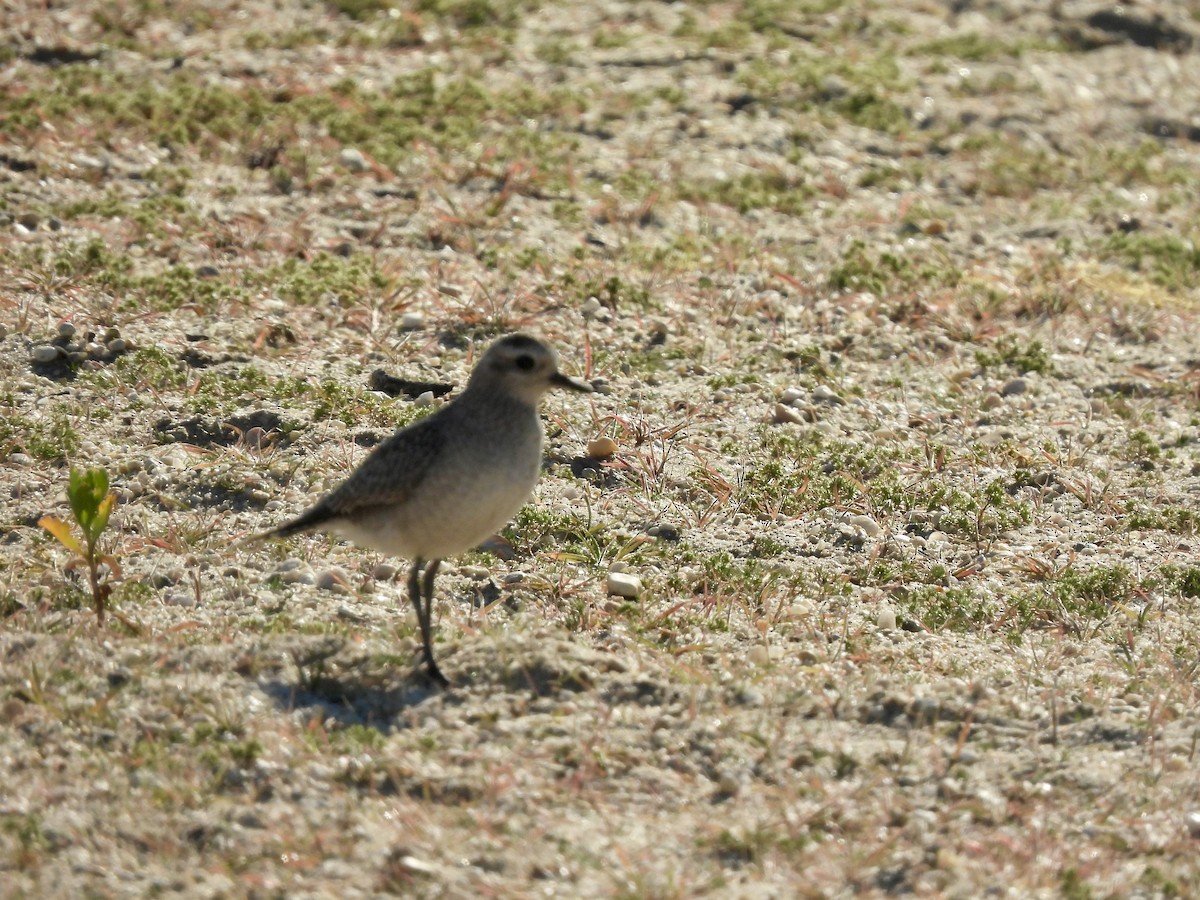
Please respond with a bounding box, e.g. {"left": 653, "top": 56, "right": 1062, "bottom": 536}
{"left": 30, "top": 322, "right": 131, "bottom": 377}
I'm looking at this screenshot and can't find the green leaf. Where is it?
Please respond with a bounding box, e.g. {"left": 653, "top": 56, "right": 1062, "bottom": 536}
{"left": 93, "top": 492, "right": 116, "bottom": 542}
{"left": 38, "top": 515, "right": 82, "bottom": 555}
{"left": 68, "top": 467, "right": 113, "bottom": 546}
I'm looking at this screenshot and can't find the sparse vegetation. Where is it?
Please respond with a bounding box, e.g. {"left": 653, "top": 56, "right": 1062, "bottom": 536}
{"left": 2, "top": 0, "right": 1200, "bottom": 896}
{"left": 38, "top": 468, "right": 122, "bottom": 626}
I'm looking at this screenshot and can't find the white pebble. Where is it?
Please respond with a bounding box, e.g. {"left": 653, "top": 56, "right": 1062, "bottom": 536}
{"left": 876, "top": 605, "right": 897, "bottom": 631}
{"left": 607, "top": 571, "right": 642, "bottom": 598}
{"left": 780, "top": 387, "right": 804, "bottom": 404}
{"left": 772, "top": 402, "right": 804, "bottom": 425}
{"left": 415, "top": 391, "right": 436, "bottom": 407}
{"left": 339, "top": 147, "right": 369, "bottom": 172}
{"left": 848, "top": 514, "right": 883, "bottom": 537}
{"left": 812, "top": 384, "right": 843, "bottom": 404}
{"left": 32, "top": 345, "right": 60, "bottom": 364}
{"left": 400, "top": 312, "right": 424, "bottom": 330}
{"left": 1186, "top": 811, "right": 1200, "bottom": 839}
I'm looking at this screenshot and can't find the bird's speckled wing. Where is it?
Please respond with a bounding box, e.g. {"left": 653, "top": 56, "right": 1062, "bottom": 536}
{"left": 263, "top": 412, "right": 447, "bottom": 537}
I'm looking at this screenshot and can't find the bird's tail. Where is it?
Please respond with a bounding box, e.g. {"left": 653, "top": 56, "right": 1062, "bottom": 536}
{"left": 254, "top": 503, "right": 336, "bottom": 541}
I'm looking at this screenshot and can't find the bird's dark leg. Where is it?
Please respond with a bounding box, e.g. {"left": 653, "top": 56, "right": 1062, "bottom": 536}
{"left": 407, "top": 558, "right": 448, "bottom": 686}
{"left": 419, "top": 559, "right": 448, "bottom": 686}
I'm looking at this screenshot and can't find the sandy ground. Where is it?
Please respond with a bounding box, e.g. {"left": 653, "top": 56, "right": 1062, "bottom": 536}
{"left": 3, "top": 0, "right": 1200, "bottom": 896}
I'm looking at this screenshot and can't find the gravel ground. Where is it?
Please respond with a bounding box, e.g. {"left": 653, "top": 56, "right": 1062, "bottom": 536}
{"left": 3, "top": 0, "right": 1200, "bottom": 896}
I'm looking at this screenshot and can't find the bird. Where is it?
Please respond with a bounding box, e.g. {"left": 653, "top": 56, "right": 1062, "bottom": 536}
{"left": 258, "top": 333, "right": 593, "bottom": 687}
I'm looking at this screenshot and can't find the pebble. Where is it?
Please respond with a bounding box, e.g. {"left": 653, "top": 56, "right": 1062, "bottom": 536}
{"left": 316, "top": 569, "right": 351, "bottom": 594}
{"left": 848, "top": 514, "right": 883, "bottom": 537}
{"left": 371, "top": 562, "right": 398, "bottom": 581}
{"left": 587, "top": 436, "right": 618, "bottom": 458}
{"left": 31, "top": 345, "right": 60, "bottom": 364}
{"left": 400, "top": 312, "right": 424, "bottom": 330}
{"left": 339, "top": 147, "right": 369, "bottom": 172}
{"left": 748, "top": 644, "right": 770, "bottom": 666}
{"left": 415, "top": 391, "right": 436, "bottom": 407}
{"left": 607, "top": 571, "right": 642, "bottom": 598}
{"left": 876, "top": 605, "right": 897, "bottom": 631}
{"left": 57, "top": 321, "right": 76, "bottom": 340}
{"left": 1185, "top": 812, "right": 1200, "bottom": 839}
{"left": 772, "top": 402, "right": 805, "bottom": 425}
{"left": 812, "top": 385, "right": 843, "bottom": 405}
{"left": 780, "top": 387, "right": 804, "bottom": 404}
{"left": 1001, "top": 378, "right": 1027, "bottom": 396}
{"left": 276, "top": 562, "right": 316, "bottom": 586}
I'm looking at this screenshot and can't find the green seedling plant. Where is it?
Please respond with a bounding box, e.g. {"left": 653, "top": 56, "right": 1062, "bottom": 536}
{"left": 38, "top": 467, "right": 121, "bottom": 625}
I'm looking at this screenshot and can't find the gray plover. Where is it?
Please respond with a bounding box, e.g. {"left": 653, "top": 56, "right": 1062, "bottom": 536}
{"left": 260, "top": 333, "right": 593, "bottom": 686}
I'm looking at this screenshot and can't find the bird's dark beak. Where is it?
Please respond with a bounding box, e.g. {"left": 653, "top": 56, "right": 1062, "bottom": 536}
{"left": 552, "top": 371, "right": 594, "bottom": 392}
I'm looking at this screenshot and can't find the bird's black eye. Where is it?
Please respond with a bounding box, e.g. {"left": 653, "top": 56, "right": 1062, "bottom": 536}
{"left": 515, "top": 354, "right": 536, "bottom": 371}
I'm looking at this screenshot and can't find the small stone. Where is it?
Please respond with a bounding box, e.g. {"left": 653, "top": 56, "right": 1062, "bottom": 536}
{"left": 196, "top": 264, "right": 220, "bottom": 278}
{"left": 415, "top": 391, "right": 436, "bottom": 407}
{"left": 748, "top": 644, "right": 770, "bottom": 666}
{"left": 581, "top": 296, "right": 604, "bottom": 318}
{"left": 607, "top": 571, "right": 642, "bottom": 598}
{"left": 56, "top": 321, "right": 76, "bottom": 340}
{"left": 400, "top": 312, "right": 424, "bottom": 330}
{"left": 848, "top": 514, "right": 883, "bottom": 537}
{"left": 277, "top": 564, "right": 316, "bottom": 586}
{"left": 780, "top": 387, "right": 804, "bottom": 404}
{"left": 316, "top": 568, "right": 351, "bottom": 593}
{"left": 107, "top": 338, "right": 128, "bottom": 354}
{"left": 773, "top": 402, "right": 805, "bottom": 425}
{"left": 18, "top": 212, "right": 39, "bottom": 230}
{"left": 339, "top": 147, "right": 369, "bottom": 172}
{"left": 31, "top": 345, "right": 60, "bottom": 364}
{"left": 243, "top": 426, "right": 268, "bottom": 450}
{"left": 1001, "top": 378, "right": 1027, "bottom": 396}
{"left": 587, "top": 436, "right": 618, "bottom": 458}
{"left": 877, "top": 605, "right": 897, "bottom": 631}
{"left": 812, "top": 384, "right": 843, "bottom": 405}
{"left": 393, "top": 855, "right": 437, "bottom": 877}
{"left": 372, "top": 562, "right": 398, "bottom": 581}
{"left": 647, "top": 522, "right": 681, "bottom": 541}
{"left": 1185, "top": 812, "right": 1200, "bottom": 838}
